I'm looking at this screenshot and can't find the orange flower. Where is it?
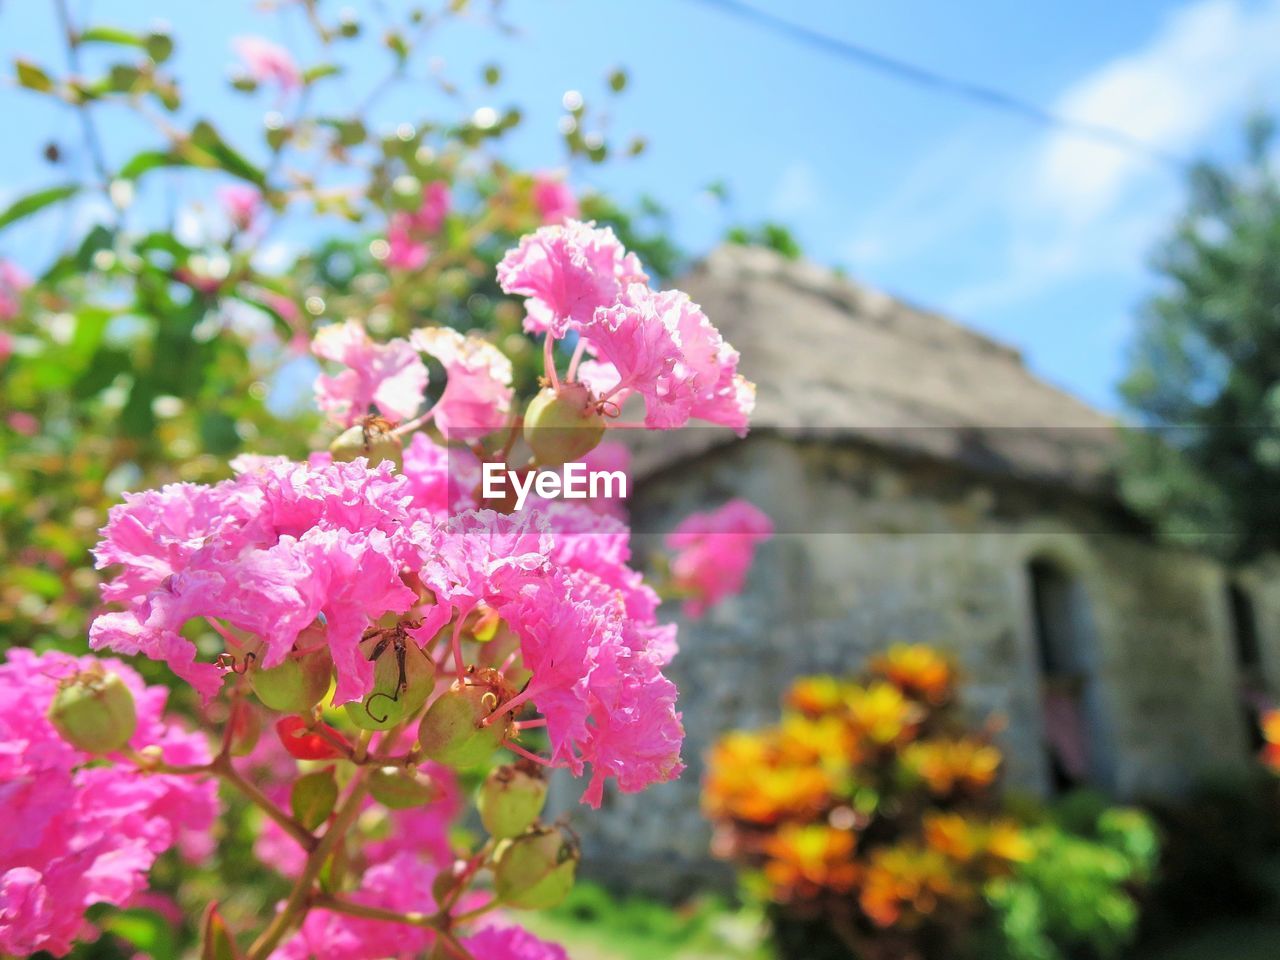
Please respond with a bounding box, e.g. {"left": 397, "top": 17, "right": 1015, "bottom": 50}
{"left": 704, "top": 731, "right": 832, "bottom": 824}
{"left": 901, "top": 737, "right": 1002, "bottom": 795}
{"left": 763, "top": 823, "right": 860, "bottom": 900}
{"left": 869, "top": 644, "right": 956, "bottom": 704}
{"left": 859, "top": 845, "right": 960, "bottom": 929}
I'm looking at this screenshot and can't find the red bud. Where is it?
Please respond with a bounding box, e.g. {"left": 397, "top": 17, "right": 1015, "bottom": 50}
{"left": 275, "top": 716, "right": 346, "bottom": 760}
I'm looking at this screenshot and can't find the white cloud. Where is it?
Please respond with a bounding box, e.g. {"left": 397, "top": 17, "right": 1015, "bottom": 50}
{"left": 944, "top": 0, "right": 1280, "bottom": 315}
{"left": 1034, "top": 0, "right": 1280, "bottom": 225}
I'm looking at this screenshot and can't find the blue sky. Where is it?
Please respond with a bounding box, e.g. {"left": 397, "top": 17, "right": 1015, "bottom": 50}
{"left": 3, "top": 0, "right": 1279, "bottom": 411}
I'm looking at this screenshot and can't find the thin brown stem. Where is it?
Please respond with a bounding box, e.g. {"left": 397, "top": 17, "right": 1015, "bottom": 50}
{"left": 215, "top": 755, "right": 318, "bottom": 852}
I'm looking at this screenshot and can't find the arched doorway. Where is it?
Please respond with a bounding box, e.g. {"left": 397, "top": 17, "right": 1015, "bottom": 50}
{"left": 1027, "top": 557, "right": 1112, "bottom": 793}
{"left": 1227, "top": 580, "right": 1267, "bottom": 750}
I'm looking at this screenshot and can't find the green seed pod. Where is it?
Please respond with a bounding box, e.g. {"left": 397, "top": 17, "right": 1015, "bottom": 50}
{"left": 478, "top": 764, "right": 548, "bottom": 839}
{"left": 523, "top": 383, "right": 605, "bottom": 467}
{"left": 48, "top": 668, "right": 137, "bottom": 754}
{"left": 344, "top": 634, "right": 435, "bottom": 731}
{"left": 329, "top": 421, "right": 403, "bottom": 469}
{"left": 369, "top": 766, "right": 436, "bottom": 809}
{"left": 493, "top": 826, "right": 579, "bottom": 910}
{"left": 250, "top": 645, "right": 333, "bottom": 714}
{"left": 417, "top": 684, "right": 506, "bottom": 769}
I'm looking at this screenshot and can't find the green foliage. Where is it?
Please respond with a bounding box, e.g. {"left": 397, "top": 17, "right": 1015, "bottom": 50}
{"left": 725, "top": 221, "right": 803, "bottom": 260}
{"left": 1119, "top": 115, "right": 1280, "bottom": 559}
{"left": 982, "top": 792, "right": 1159, "bottom": 960}
{"left": 529, "top": 881, "right": 769, "bottom": 960}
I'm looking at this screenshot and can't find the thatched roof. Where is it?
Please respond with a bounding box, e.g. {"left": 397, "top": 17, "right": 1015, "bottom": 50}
{"left": 631, "top": 245, "right": 1120, "bottom": 496}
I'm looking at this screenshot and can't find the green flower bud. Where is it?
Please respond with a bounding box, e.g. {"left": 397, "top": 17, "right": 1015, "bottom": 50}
{"left": 417, "top": 684, "right": 507, "bottom": 769}
{"left": 493, "top": 826, "right": 579, "bottom": 909}
{"left": 48, "top": 667, "right": 137, "bottom": 754}
{"left": 523, "top": 383, "right": 605, "bottom": 467}
{"left": 329, "top": 420, "right": 403, "bottom": 469}
{"left": 344, "top": 634, "right": 435, "bottom": 731}
{"left": 250, "top": 645, "right": 333, "bottom": 714}
{"left": 369, "top": 766, "right": 436, "bottom": 809}
{"left": 478, "top": 764, "right": 548, "bottom": 839}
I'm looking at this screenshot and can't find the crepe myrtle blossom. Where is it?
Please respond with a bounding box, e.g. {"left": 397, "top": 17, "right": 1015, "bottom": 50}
{"left": 232, "top": 35, "right": 301, "bottom": 90}
{"left": 89, "top": 457, "right": 685, "bottom": 805}
{"left": 312, "top": 319, "right": 428, "bottom": 427}
{"left": 408, "top": 326, "right": 513, "bottom": 440}
{"left": 0, "top": 258, "right": 31, "bottom": 323}
{"left": 383, "top": 181, "right": 450, "bottom": 272}
{"left": 666, "top": 498, "right": 774, "bottom": 618}
{"left": 532, "top": 172, "right": 579, "bottom": 225}
{"left": 496, "top": 219, "right": 647, "bottom": 337}
{"left": 0, "top": 649, "right": 217, "bottom": 957}
{"left": 580, "top": 284, "right": 754, "bottom": 433}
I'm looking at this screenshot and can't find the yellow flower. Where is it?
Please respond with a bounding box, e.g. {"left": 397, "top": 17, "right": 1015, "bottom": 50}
{"left": 869, "top": 643, "right": 956, "bottom": 704}
{"left": 763, "top": 823, "right": 859, "bottom": 900}
{"left": 845, "top": 681, "right": 924, "bottom": 746}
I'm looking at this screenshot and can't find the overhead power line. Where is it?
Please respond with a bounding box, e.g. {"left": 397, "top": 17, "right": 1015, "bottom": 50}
{"left": 686, "top": 0, "right": 1192, "bottom": 171}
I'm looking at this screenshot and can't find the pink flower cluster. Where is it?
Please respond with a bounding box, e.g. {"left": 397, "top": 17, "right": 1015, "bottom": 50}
{"left": 498, "top": 220, "right": 755, "bottom": 433}
{"left": 233, "top": 35, "right": 301, "bottom": 90}
{"left": 0, "top": 258, "right": 29, "bottom": 323}
{"left": 90, "top": 450, "right": 684, "bottom": 806}
{"left": 532, "top": 172, "right": 579, "bottom": 225}
{"left": 0, "top": 649, "right": 217, "bottom": 957}
{"left": 666, "top": 499, "right": 774, "bottom": 618}
{"left": 311, "top": 320, "right": 513, "bottom": 435}
{"left": 385, "top": 181, "right": 451, "bottom": 271}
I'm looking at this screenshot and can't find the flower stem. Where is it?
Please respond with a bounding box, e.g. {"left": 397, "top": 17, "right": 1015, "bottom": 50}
{"left": 246, "top": 765, "right": 373, "bottom": 959}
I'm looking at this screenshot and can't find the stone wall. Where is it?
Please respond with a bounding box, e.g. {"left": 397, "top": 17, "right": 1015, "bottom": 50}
{"left": 553, "top": 435, "right": 1259, "bottom": 897}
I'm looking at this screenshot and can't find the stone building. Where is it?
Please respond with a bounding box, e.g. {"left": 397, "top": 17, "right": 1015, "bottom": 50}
{"left": 558, "top": 245, "right": 1280, "bottom": 896}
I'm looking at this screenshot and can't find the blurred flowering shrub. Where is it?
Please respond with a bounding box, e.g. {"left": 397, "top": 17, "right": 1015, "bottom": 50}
{"left": 704, "top": 645, "right": 1156, "bottom": 960}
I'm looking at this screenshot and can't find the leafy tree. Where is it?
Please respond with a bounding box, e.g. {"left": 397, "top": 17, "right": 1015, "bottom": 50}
{"left": 1119, "top": 117, "right": 1280, "bottom": 559}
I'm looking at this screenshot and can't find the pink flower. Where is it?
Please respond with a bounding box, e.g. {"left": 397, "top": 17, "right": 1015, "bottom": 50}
{"left": 416, "top": 180, "right": 451, "bottom": 234}
{"left": 312, "top": 319, "right": 428, "bottom": 427}
{"left": 409, "top": 327, "right": 513, "bottom": 440}
{"left": 6, "top": 412, "right": 38, "bottom": 436}
{"left": 581, "top": 284, "right": 754, "bottom": 433}
{"left": 0, "top": 259, "right": 31, "bottom": 322}
{"left": 233, "top": 35, "right": 301, "bottom": 90}
{"left": 384, "top": 213, "right": 430, "bottom": 271}
{"left": 665, "top": 499, "right": 773, "bottom": 618}
{"left": 382, "top": 182, "right": 449, "bottom": 272}
{"left": 0, "top": 650, "right": 217, "bottom": 958}
{"left": 497, "top": 219, "right": 646, "bottom": 337}
{"left": 462, "top": 924, "right": 570, "bottom": 960}
{"left": 269, "top": 854, "right": 440, "bottom": 960}
{"left": 90, "top": 460, "right": 421, "bottom": 703}
{"left": 401, "top": 432, "right": 480, "bottom": 518}
{"left": 532, "top": 172, "right": 579, "bottom": 225}
{"left": 218, "top": 184, "right": 261, "bottom": 231}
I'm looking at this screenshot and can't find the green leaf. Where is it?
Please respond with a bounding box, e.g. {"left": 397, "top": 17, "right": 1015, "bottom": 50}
{"left": 119, "top": 149, "right": 185, "bottom": 181}
{"left": 291, "top": 767, "right": 339, "bottom": 830}
{"left": 0, "top": 183, "right": 78, "bottom": 231}
{"left": 79, "top": 26, "right": 146, "bottom": 48}
{"left": 303, "top": 63, "right": 342, "bottom": 84}
{"left": 608, "top": 68, "right": 628, "bottom": 93}
{"left": 201, "top": 903, "right": 243, "bottom": 960}
{"left": 14, "top": 58, "right": 54, "bottom": 93}
{"left": 182, "top": 120, "right": 266, "bottom": 186}
{"left": 105, "top": 908, "right": 179, "bottom": 958}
